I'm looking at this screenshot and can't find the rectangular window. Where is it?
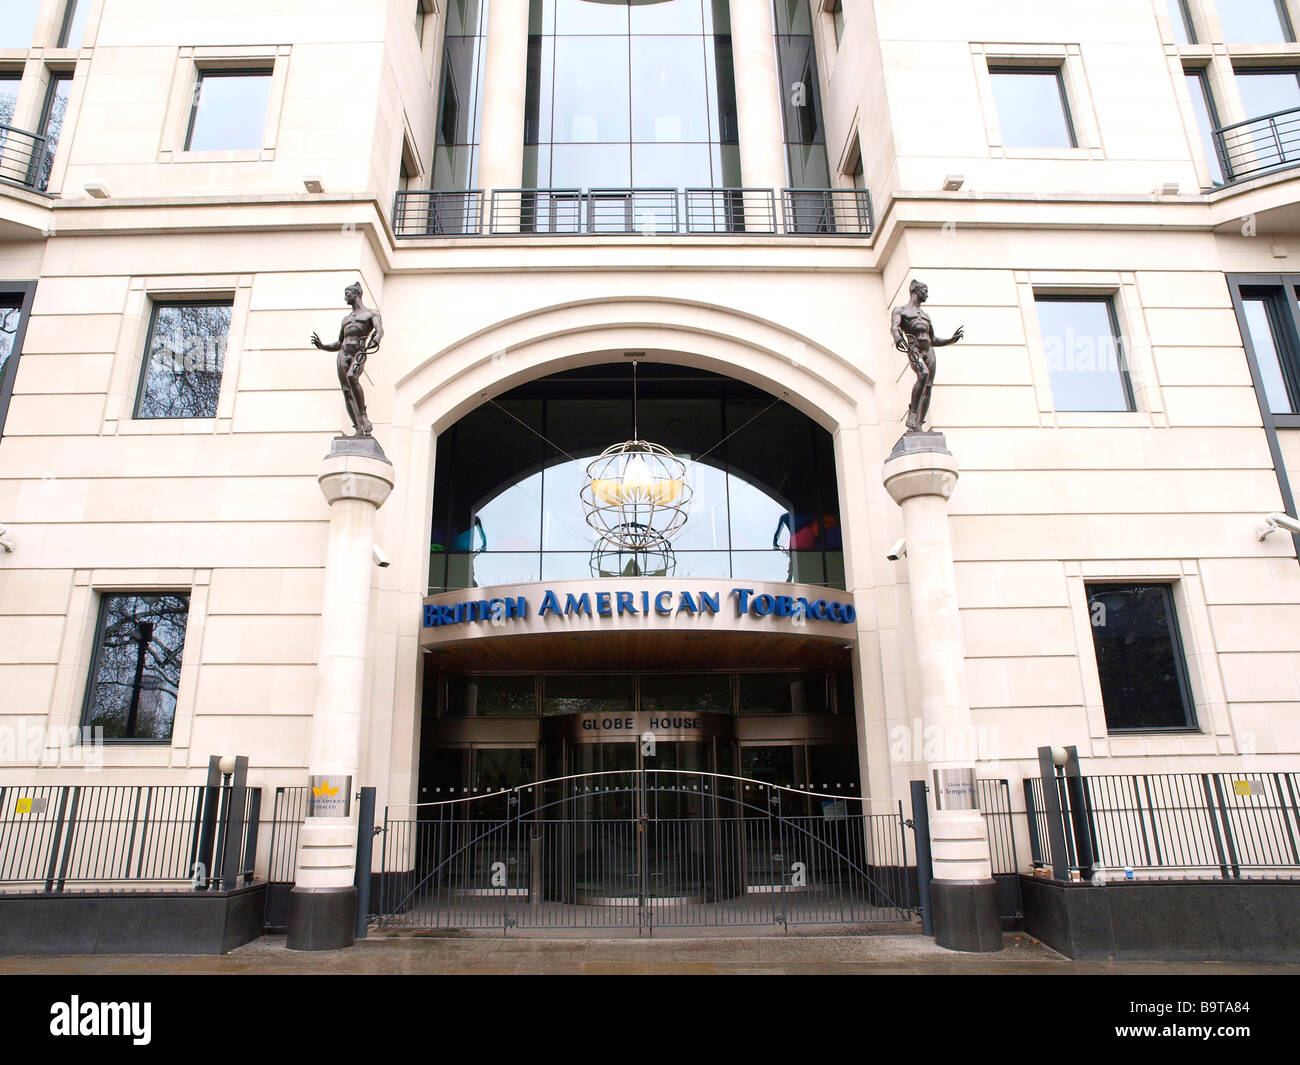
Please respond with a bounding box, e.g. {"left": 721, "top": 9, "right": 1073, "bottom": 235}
{"left": 1216, "top": 0, "right": 1295, "bottom": 44}
{"left": 134, "top": 301, "right": 231, "bottom": 419}
{"left": 59, "top": 0, "right": 90, "bottom": 49}
{"left": 1185, "top": 69, "right": 1226, "bottom": 186}
{"left": 1235, "top": 69, "right": 1300, "bottom": 120}
{"left": 185, "top": 70, "right": 272, "bottom": 151}
{"left": 1238, "top": 286, "right": 1300, "bottom": 413}
{"left": 0, "top": 286, "right": 33, "bottom": 439}
{"left": 989, "top": 67, "right": 1077, "bottom": 148}
{"left": 37, "top": 73, "right": 72, "bottom": 192}
{"left": 1034, "top": 295, "right": 1135, "bottom": 412}
{"left": 1086, "top": 584, "right": 1196, "bottom": 732}
{"left": 1168, "top": 0, "right": 1195, "bottom": 44}
{"left": 81, "top": 593, "right": 191, "bottom": 742}
{"left": 1, "top": 1, "right": 41, "bottom": 50}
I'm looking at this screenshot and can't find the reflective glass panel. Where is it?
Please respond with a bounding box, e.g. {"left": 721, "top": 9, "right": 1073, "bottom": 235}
{"left": 135, "top": 303, "right": 231, "bottom": 419}
{"left": 37, "top": 74, "right": 72, "bottom": 192}
{"left": 1241, "top": 296, "right": 1297, "bottom": 413}
{"left": 82, "top": 594, "right": 190, "bottom": 741}
{"left": 60, "top": 0, "right": 91, "bottom": 48}
{"left": 1235, "top": 70, "right": 1300, "bottom": 119}
{"left": 1087, "top": 584, "right": 1195, "bottom": 730}
{"left": 1035, "top": 297, "right": 1135, "bottom": 412}
{"left": 186, "top": 72, "right": 272, "bottom": 151}
{"left": 0, "top": 1, "right": 40, "bottom": 49}
{"left": 989, "top": 69, "right": 1075, "bottom": 148}
{"left": 1216, "top": 0, "right": 1293, "bottom": 43}
{"left": 447, "top": 676, "right": 537, "bottom": 716}
{"left": 1185, "top": 71, "right": 1225, "bottom": 185}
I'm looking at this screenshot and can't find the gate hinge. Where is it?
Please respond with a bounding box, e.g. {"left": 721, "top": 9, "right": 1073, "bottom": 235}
{"left": 904, "top": 818, "right": 916, "bottom": 829}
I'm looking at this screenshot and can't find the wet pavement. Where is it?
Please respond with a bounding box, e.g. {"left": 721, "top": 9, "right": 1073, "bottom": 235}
{"left": 1, "top": 929, "right": 1297, "bottom": 974}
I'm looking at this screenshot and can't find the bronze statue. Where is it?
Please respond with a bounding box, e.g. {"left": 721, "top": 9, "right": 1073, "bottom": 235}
{"left": 311, "top": 282, "right": 383, "bottom": 437}
{"left": 891, "top": 279, "right": 963, "bottom": 433}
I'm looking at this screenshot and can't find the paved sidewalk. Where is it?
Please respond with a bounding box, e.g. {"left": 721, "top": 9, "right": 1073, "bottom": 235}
{"left": 1, "top": 931, "right": 1297, "bottom": 974}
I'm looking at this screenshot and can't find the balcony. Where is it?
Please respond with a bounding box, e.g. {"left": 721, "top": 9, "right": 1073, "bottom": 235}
{"left": 1214, "top": 106, "right": 1300, "bottom": 184}
{"left": 392, "top": 187, "right": 873, "bottom": 239}
{"left": 0, "top": 124, "right": 50, "bottom": 194}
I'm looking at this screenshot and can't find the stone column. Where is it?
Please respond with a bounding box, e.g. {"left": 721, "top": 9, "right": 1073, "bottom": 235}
{"left": 475, "top": 0, "right": 530, "bottom": 204}
{"left": 287, "top": 438, "right": 394, "bottom": 951}
{"left": 882, "top": 433, "right": 1001, "bottom": 952}
{"left": 729, "top": 1, "right": 789, "bottom": 198}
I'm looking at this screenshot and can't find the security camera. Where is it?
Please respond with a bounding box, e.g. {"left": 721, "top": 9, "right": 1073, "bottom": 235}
{"left": 371, "top": 544, "right": 390, "bottom": 568}
{"left": 886, "top": 537, "right": 907, "bottom": 562}
{"left": 1257, "top": 512, "right": 1300, "bottom": 541}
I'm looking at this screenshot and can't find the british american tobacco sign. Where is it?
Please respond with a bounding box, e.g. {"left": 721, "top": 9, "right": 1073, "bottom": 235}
{"left": 422, "top": 586, "right": 858, "bottom": 632}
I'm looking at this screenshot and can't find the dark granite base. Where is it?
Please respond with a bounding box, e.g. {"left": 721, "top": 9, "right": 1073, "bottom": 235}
{"left": 327, "top": 435, "right": 390, "bottom": 464}
{"left": 1021, "top": 875, "right": 1300, "bottom": 962}
{"left": 931, "top": 878, "right": 1003, "bottom": 952}
{"left": 888, "top": 430, "right": 950, "bottom": 461}
{"left": 286, "top": 886, "right": 356, "bottom": 951}
{"left": 0, "top": 884, "right": 266, "bottom": 955}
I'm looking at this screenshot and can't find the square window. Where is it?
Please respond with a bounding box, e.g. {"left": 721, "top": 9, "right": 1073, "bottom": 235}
{"left": 1216, "top": 0, "right": 1295, "bottom": 44}
{"left": 1234, "top": 69, "right": 1300, "bottom": 120}
{"left": 185, "top": 70, "right": 272, "bottom": 152}
{"left": 1034, "top": 295, "right": 1136, "bottom": 412}
{"left": 989, "top": 67, "right": 1077, "bottom": 148}
{"left": 1086, "top": 584, "right": 1196, "bottom": 732}
{"left": 134, "top": 301, "right": 231, "bottom": 419}
{"left": 81, "top": 593, "right": 191, "bottom": 742}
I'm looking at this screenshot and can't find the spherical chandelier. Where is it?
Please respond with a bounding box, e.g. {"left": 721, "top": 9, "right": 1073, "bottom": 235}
{"left": 581, "top": 440, "right": 691, "bottom": 550}
{"left": 589, "top": 524, "right": 678, "bottom": 578}
{"left": 579, "top": 362, "right": 692, "bottom": 551}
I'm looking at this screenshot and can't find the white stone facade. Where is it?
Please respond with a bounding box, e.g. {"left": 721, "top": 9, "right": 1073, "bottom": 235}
{"left": 1, "top": 0, "right": 1299, "bottom": 877}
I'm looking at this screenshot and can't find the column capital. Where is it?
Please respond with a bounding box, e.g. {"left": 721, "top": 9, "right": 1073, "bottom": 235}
{"left": 883, "top": 442, "right": 959, "bottom": 505}
{"left": 318, "top": 440, "right": 395, "bottom": 508}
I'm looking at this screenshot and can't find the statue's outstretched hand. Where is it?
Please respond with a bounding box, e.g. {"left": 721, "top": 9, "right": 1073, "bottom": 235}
{"left": 951, "top": 325, "right": 965, "bottom": 343}
{"left": 310, "top": 332, "right": 323, "bottom": 349}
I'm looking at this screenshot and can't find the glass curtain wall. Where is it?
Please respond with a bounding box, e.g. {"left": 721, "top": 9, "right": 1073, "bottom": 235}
{"left": 430, "top": 364, "right": 845, "bottom": 590}
{"left": 772, "top": 0, "right": 830, "bottom": 188}
{"left": 432, "top": 0, "right": 491, "bottom": 190}
{"left": 523, "top": 0, "right": 739, "bottom": 191}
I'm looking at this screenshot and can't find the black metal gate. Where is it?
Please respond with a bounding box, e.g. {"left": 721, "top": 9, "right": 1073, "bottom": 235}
{"left": 375, "top": 770, "right": 914, "bottom": 933}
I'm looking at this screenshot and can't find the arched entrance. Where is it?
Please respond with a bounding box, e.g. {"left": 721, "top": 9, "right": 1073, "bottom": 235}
{"left": 370, "top": 357, "right": 905, "bottom": 929}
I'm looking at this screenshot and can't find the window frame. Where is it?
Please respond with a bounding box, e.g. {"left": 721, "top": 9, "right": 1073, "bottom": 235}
{"left": 132, "top": 298, "right": 234, "bottom": 421}
{"left": 987, "top": 64, "right": 1079, "bottom": 149}
{"left": 183, "top": 67, "right": 274, "bottom": 153}
{"left": 0, "top": 281, "right": 36, "bottom": 442}
{"left": 1033, "top": 293, "right": 1137, "bottom": 413}
{"left": 1216, "top": 0, "right": 1297, "bottom": 45}
{"left": 57, "top": 0, "right": 90, "bottom": 49}
{"left": 1084, "top": 581, "right": 1199, "bottom": 734}
{"left": 79, "top": 590, "right": 192, "bottom": 745}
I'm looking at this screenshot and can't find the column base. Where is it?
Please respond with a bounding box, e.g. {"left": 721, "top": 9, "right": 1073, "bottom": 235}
{"left": 286, "top": 886, "right": 356, "bottom": 951}
{"left": 930, "top": 878, "right": 1003, "bottom": 953}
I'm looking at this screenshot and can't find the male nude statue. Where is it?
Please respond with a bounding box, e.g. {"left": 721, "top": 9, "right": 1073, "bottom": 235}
{"left": 311, "top": 282, "right": 383, "bottom": 437}
{"left": 890, "top": 279, "right": 964, "bottom": 433}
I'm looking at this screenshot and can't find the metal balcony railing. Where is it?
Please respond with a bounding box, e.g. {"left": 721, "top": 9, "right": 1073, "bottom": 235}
{"left": 392, "top": 189, "right": 485, "bottom": 236}
{"left": 394, "top": 186, "right": 873, "bottom": 239}
{"left": 0, "top": 123, "right": 50, "bottom": 193}
{"left": 1213, "top": 106, "right": 1300, "bottom": 184}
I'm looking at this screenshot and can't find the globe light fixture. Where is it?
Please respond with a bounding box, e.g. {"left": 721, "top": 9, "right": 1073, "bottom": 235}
{"left": 580, "top": 361, "right": 692, "bottom": 550}
{"left": 589, "top": 523, "right": 678, "bottom": 578}
{"left": 582, "top": 440, "right": 691, "bottom": 550}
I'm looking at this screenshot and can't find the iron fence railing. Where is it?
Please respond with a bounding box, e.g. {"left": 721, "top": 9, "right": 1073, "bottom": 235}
{"left": 1025, "top": 770, "right": 1300, "bottom": 879}
{"left": 376, "top": 769, "right": 911, "bottom": 932}
{"left": 262, "top": 785, "right": 308, "bottom": 930}
{"left": 0, "top": 124, "right": 50, "bottom": 193}
{"left": 0, "top": 783, "right": 260, "bottom": 891}
{"left": 1214, "top": 106, "right": 1300, "bottom": 183}
{"left": 977, "top": 777, "right": 1023, "bottom": 922}
{"left": 396, "top": 186, "right": 873, "bottom": 238}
